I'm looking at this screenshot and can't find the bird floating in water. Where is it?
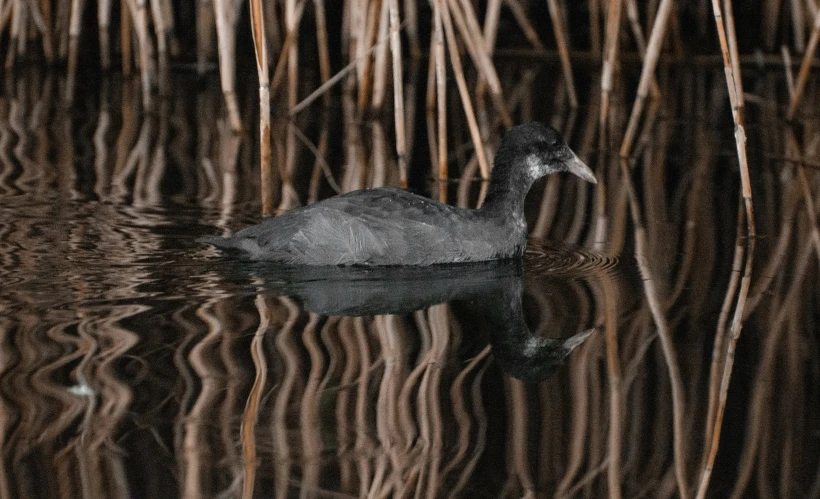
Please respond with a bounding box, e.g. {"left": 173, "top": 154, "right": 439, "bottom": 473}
{"left": 199, "top": 122, "right": 597, "bottom": 266}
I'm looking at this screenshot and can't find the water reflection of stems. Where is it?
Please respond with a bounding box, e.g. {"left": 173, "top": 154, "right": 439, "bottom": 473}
{"left": 620, "top": 157, "right": 689, "bottom": 499}
{"left": 240, "top": 295, "right": 270, "bottom": 499}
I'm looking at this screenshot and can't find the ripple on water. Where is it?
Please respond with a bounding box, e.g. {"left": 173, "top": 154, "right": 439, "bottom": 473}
{"left": 524, "top": 238, "right": 621, "bottom": 277}
{"left": 0, "top": 198, "right": 240, "bottom": 310}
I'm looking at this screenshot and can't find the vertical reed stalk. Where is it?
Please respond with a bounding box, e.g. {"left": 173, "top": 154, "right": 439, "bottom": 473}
{"left": 722, "top": 0, "right": 744, "bottom": 109}
{"left": 56, "top": 0, "right": 71, "bottom": 59}
{"left": 600, "top": 0, "right": 623, "bottom": 133}
{"left": 125, "top": 0, "right": 155, "bottom": 111}
{"left": 65, "top": 0, "right": 85, "bottom": 102}
{"left": 0, "top": 2, "right": 13, "bottom": 34}
{"left": 195, "top": 0, "right": 213, "bottom": 74}
{"left": 452, "top": 0, "right": 512, "bottom": 127}
{"left": 545, "top": 0, "right": 578, "bottom": 107}
{"left": 98, "top": 0, "right": 112, "bottom": 69}
{"left": 438, "top": 0, "right": 489, "bottom": 179}
{"left": 426, "top": 40, "right": 440, "bottom": 170}
{"left": 697, "top": 5, "right": 758, "bottom": 492}
{"left": 433, "top": 0, "right": 448, "bottom": 198}
{"left": 26, "top": 0, "right": 53, "bottom": 63}
{"left": 696, "top": 6, "right": 757, "bottom": 493}
{"left": 625, "top": 0, "right": 647, "bottom": 53}
{"left": 285, "top": 0, "right": 301, "bottom": 109}
{"left": 213, "top": 0, "right": 242, "bottom": 131}
{"left": 249, "top": 0, "right": 272, "bottom": 215}
{"left": 149, "top": 0, "right": 168, "bottom": 55}
{"left": 313, "top": 0, "right": 332, "bottom": 104}
{"left": 371, "top": 0, "right": 390, "bottom": 109}
{"left": 270, "top": 20, "right": 296, "bottom": 97}
{"left": 403, "top": 59, "right": 420, "bottom": 166}
{"left": 350, "top": 0, "right": 367, "bottom": 90}
{"left": 782, "top": 46, "right": 796, "bottom": 96}
{"left": 6, "top": 0, "right": 25, "bottom": 66}
{"left": 264, "top": 0, "right": 280, "bottom": 59}
{"left": 788, "top": 8, "right": 820, "bottom": 119}
{"left": 709, "top": 0, "right": 755, "bottom": 238}
{"left": 695, "top": 18, "right": 756, "bottom": 493}
{"left": 589, "top": 0, "right": 601, "bottom": 55}
{"left": 620, "top": 0, "right": 673, "bottom": 157}
{"left": 355, "top": 0, "right": 381, "bottom": 109}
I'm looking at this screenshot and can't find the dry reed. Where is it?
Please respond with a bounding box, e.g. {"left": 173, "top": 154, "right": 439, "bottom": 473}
{"left": 249, "top": 0, "right": 272, "bottom": 215}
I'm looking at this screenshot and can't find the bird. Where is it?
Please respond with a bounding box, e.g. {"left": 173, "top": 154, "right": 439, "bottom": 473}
{"left": 199, "top": 122, "right": 597, "bottom": 266}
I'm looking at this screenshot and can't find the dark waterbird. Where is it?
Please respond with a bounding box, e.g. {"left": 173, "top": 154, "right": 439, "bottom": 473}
{"left": 199, "top": 122, "right": 597, "bottom": 266}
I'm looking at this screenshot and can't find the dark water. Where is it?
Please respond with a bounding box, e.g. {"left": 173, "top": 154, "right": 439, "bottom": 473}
{"left": 1, "top": 66, "right": 819, "bottom": 499}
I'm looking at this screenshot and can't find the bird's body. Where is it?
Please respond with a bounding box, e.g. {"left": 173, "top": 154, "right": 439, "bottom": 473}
{"left": 200, "top": 187, "right": 526, "bottom": 265}
{"left": 200, "top": 123, "right": 597, "bottom": 266}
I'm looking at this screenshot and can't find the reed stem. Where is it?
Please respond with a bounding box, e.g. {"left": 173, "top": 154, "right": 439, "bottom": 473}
{"left": 249, "top": 0, "right": 272, "bottom": 215}
{"left": 546, "top": 0, "right": 578, "bottom": 107}
{"left": 213, "top": 0, "right": 242, "bottom": 131}
{"left": 788, "top": 8, "right": 820, "bottom": 119}
{"left": 438, "top": 0, "right": 489, "bottom": 179}
{"left": 619, "top": 0, "right": 673, "bottom": 157}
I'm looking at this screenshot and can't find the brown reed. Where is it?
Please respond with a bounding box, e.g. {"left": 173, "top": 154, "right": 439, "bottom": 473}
{"left": 546, "top": 0, "right": 578, "bottom": 108}
{"left": 249, "top": 0, "right": 273, "bottom": 215}
{"left": 695, "top": 2, "right": 757, "bottom": 496}
{"left": 437, "top": 0, "right": 488, "bottom": 179}
{"left": 619, "top": 0, "right": 673, "bottom": 157}
{"left": 789, "top": 8, "right": 820, "bottom": 119}
{"left": 213, "top": 0, "right": 242, "bottom": 131}
{"left": 388, "top": 0, "right": 408, "bottom": 186}
{"left": 600, "top": 0, "right": 623, "bottom": 134}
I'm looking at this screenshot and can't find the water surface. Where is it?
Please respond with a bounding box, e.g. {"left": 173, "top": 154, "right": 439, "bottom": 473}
{"left": 1, "top": 66, "right": 818, "bottom": 498}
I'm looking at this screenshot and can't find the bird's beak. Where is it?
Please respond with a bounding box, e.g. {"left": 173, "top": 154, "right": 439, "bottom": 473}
{"left": 561, "top": 327, "right": 597, "bottom": 356}
{"left": 566, "top": 150, "right": 597, "bottom": 184}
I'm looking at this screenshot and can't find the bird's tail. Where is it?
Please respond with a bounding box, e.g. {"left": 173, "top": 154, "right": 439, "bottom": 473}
{"left": 197, "top": 235, "right": 242, "bottom": 252}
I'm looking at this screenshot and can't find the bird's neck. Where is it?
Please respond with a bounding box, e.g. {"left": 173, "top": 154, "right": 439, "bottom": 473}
{"left": 479, "top": 157, "right": 534, "bottom": 220}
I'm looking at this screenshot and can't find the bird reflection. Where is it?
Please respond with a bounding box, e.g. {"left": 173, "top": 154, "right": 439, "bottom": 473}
{"left": 222, "top": 255, "right": 601, "bottom": 382}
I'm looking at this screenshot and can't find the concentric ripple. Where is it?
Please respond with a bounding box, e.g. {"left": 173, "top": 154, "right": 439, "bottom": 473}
{"left": 524, "top": 238, "right": 621, "bottom": 277}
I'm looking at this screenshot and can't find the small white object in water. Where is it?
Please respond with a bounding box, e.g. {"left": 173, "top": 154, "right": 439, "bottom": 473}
{"left": 68, "top": 383, "right": 94, "bottom": 397}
